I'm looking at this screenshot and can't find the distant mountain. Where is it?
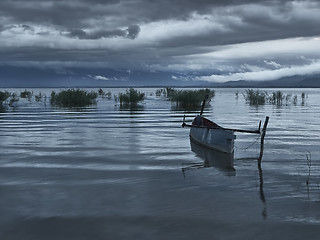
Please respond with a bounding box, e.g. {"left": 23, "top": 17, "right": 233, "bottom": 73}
{"left": 215, "top": 75, "right": 320, "bottom": 88}
{"left": 297, "top": 77, "right": 320, "bottom": 87}
{"left": 1, "top": 64, "right": 320, "bottom": 88}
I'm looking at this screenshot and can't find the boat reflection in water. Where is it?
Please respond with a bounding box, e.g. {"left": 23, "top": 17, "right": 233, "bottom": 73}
{"left": 183, "top": 139, "right": 236, "bottom": 176}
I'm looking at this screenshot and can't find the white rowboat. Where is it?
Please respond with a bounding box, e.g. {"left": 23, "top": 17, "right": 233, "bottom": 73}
{"left": 189, "top": 115, "right": 236, "bottom": 153}
{"left": 182, "top": 95, "right": 261, "bottom": 153}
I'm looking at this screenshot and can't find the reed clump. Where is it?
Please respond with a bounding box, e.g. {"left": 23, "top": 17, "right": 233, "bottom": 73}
{"left": 244, "top": 89, "right": 267, "bottom": 105}
{"left": 0, "top": 91, "right": 11, "bottom": 104}
{"left": 301, "top": 92, "right": 306, "bottom": 105}
{"left": 20, "top": 89, "right": 33, "bottom": 100}
{"left": 98, "top": 88, "right": 105, "bottom": 96}
{"left": 98, "top": 88, "right": 112, "bottom": 99}
{"left": 0, "top": 91, "right": 19, "bottom": 111}
{"left": 35, "top": 92, "right": 43, "bottom": 102}
{"left": 244, "top": 89, "right": 307, "bottom": 106}
{"left": 163, "top": 88, "right": 215, "bottom": 107}
{"left": 269, "top": 90, "right": 285, "bottom": 105}
{"left": 0, "top": 91, "right": 11, "bottom": 111}
{"left": 50, "top": 89, "right": 98, "bottom": 107}
{"left": 9, "top": 93, "right": 19, "bottom": 107}
{"left": 156, "top": 88, "right": 166, "bottom": 97}
{"left": 118, "top": 88, "right": 145, "bottom": 107}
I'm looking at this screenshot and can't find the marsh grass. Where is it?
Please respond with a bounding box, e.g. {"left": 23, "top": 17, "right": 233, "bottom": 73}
{"left": 98, "top": 88, "right": 112, "bottom": 99}
{"left": 293, "top": 95, "right": 298, "bottom": 105}
{"left": 35, "top": 92, "right": 43, "bottom": 102}
{"left": 0, "top": 91, "right": 11, "bottom": 111}
{"left": 20, "top": 89, "right": 33, "bottom": 101}
{"left": 156, "top": 88, "right": 167, "bottom": 97}
{"left": 165, "top": 87, "right": 177, "bottom": 98}
{"left": 159, "top": 88, "right": 215, "bottom": 108}
{"left": 244, "top": 89, "right": 307, "bottom": 106}
{"left": 304, "top": 151, "right": 313, "bottom": 199}
{"left": 106, "top": 91, "right": 112, "bottom": 100}
{"left": 269, "top": 91, "right": 285, "bottom": 105}
{"left": 98, "top": 88, "right": 105, "bottom": 96}
{"left": 50, "top": 89, "right": 98, "bottom": 107}
{"left": 301, "top": 92, "right": 306, "bottom": 105}
{"left": 0, "top": 91, "right": 11, "bottom": 103}
{"left": 9, "top": 93, "right": 19, "bottom": 107}
{"left": 244, "top": 89, "right": 267, "bottom": 105}
{"left": 296, "top": 151, "right": 320, "bottom": 200}
{"left": 117, "top": 88, "right": 145, "bottom": 107}
{"left": 0, "top": 91, "right": 19, "bottom": 111}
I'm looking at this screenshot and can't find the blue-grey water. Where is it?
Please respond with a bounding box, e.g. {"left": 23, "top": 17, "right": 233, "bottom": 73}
{"left": 1, "top": 88, "right": 320, "bottom": 239}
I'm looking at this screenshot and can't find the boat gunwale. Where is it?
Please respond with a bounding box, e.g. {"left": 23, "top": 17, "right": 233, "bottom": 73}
{"left": 182, "top": 122, "right": 260, "bottom": 134}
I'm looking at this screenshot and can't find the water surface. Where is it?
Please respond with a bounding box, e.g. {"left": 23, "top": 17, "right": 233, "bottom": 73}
{"left": 1, "top": 88, "right": 320, "bottom": 239}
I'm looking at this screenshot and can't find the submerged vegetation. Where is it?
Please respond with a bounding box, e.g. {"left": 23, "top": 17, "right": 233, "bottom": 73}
{"left": 0, "top": 91, "right": 11, "bottom": 103}
{"left": 50, "top": 89, "right": 98, "bottom": 107}
{"left": 0, "top": 91, "right": 19, "bottom": 111}
{"left": 244, "top": 89, "right": 267, "bottom": 105}
{"left": 0, "top": 87, "right": 309, "bottom": 112}
{"left": 157, "top": 87, "right": 215, "bottom": 108}
{"left": 98, "top": 88, "right": 112, "bottom": 99}
{"left": 117, "top": 88, "right": 145, "bottom": 107}
{"left": 35, "top": 92, "right": 43, "bottom": 102}
{"left": 0, "top": 91, "right": 11, "bottom": 111}
{"left": 20, "top": 89, "right": 33, "bottom": 100}
{"left": 244, "top": 89, "right": 307, "bottom": 106}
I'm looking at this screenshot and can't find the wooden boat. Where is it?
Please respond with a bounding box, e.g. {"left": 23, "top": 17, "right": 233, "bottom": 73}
{"left": 188, "top": 115, "right": 236, "bottom": 153}
{"left": 182, "top": 96, "right": 261, "bottom": 154}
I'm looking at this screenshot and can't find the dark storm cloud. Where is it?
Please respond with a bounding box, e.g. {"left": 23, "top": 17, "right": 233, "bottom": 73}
{"left": 144, "top": 0, "right": 320, "bottom": 49}
{"left": 1, "top": 0, "right": 320, "bottom": 84}
{"left": 66, "top": 25, "right": 140, "bottom": 39}
{"left": 21, "top": 24, "right": 35, "bottom": 32}
{"left": 0, "top": 0, "right": 292, "bottom": 26}
{"left": 0, "top": 0, "right": 129, "bottom": 29}
{"left": 126, "top": 25, "right": 141, "bottom": 39}
{"left": 1, "top": 0, "right": 319, "bottom": 41}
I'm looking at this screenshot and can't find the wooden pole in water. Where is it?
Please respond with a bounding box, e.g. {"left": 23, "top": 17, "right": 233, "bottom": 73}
{"left": 200, "top": 95, "right": 208, "bottom": 116}
{"left": 258, "top": 116, "right": 270, "bottom": 166}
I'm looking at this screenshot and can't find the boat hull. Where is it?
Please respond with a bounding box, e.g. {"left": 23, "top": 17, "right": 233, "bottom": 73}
{"left": 189, "top": 127, "right": 236, "bottom": 153}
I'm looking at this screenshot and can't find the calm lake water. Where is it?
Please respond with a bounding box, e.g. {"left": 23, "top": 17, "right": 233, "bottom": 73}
{"left": 1, "top": 88, "right": 320, "bottom": 239}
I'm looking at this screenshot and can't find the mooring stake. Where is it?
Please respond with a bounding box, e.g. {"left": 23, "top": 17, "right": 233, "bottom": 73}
{"left": 258, "top": 116, "right": 270, "bottom": 166}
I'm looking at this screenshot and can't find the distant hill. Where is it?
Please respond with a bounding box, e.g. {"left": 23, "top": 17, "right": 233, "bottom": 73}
{"left": 297, "top": 77, "right": 320, "bottom": 87}
{"left": 215, "top": 75, "right": 320, "bottom": 88}
{"left": 1, "top": 64, "right": 320, "bottom": 88}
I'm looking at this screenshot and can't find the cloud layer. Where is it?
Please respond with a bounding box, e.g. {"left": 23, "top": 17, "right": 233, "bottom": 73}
{"left": 1, "top": 0, "right": 320, "bottom": 85}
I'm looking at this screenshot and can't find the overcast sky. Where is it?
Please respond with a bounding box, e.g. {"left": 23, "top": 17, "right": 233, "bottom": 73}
{"left": 1, "top": 0, "right": 320, "bottom": 86}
